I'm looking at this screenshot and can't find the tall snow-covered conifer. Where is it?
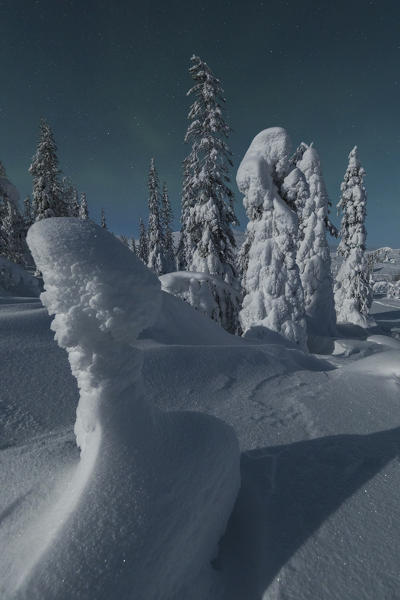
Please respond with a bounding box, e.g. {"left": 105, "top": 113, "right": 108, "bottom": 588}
{"left": 23, "top": 196, "right": 33, "bottom": 229}
{"left": 138, "top": 218, "right": 148, "bottom": 264}
{"left": 178, "top": 55, "right": 238, "bottom": 281}
{"left": 0, "top": 196, "right": 24, "bottom": 263}
{"left": 334, "top": 146, "right": 372, "bottom": 326}
{"left": 161, "top": 182, "right": 175, "bottom": 272}
{"left": 61, "top": 177, "right": 76, "bottom": 216}
{"left": 147, "top": 158, "right": 165, "bottom": 275}
{"left": 79, "top": 193, "right": 89, "bottom": 220}
{"left": 237, "top": 127, "right": 307, "bottom": 348}
{"left": 129, "top": 237, "right": 137, "bottom": 255}
{"left": 101, "top": 208, "right": 107, "bottom": 229}
{"left": 292, "top": 145, "right": 336, "bottom": 336}
{"left": 70, "top": 188, "right": 80, "bottom": 217}
{"left": 29, "top": 119, "right": 68, "bottom": 220}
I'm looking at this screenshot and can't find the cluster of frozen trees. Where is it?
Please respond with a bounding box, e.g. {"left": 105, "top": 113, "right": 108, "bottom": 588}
{"left": 132, "top": 56, "right": 241, "bottom": 333}
{"left": 0, "top": 57, "right": 373, "bottom": 342}
{"left": 156, "top": 56, "right": 372, "bottom": 342}
{"left": 0, "top": 119, "right": 91, "bottom": 266}
{"left": 0, "top": 161, "right": 27, "bottom": 264}
{"left": 122, "top": 158, "right": 175, "bottom": 277}
{"left": 136, "top": 159, "right": 175, "bottom": 275}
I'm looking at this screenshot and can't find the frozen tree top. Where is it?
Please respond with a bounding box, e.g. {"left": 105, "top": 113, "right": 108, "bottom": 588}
{"left": 236, "top": 127, "right": 292, "bottom": 194}
{"left": 348, "top": 145, "right": 360, "bottom": 167}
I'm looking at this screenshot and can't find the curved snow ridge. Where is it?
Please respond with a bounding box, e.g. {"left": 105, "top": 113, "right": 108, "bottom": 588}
{"left": 23, "top": 218, "right": 240, "bottom": 600}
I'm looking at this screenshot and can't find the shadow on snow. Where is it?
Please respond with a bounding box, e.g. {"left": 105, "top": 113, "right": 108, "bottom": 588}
{"left": 218, "top": 426, "right": 400, "bottom": 599}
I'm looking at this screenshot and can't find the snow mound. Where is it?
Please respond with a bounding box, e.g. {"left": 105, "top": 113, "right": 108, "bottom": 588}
{"left": 20, "top": 218, "right": 240, "bottom": 600}
{"left": 373, "top": 280, "right": 390, "bottom": 296}
{"left": 160, "top": 270, "right": 241, "bottom": 334}
{"left": 0, "top": 256, "right": 41, "bottom": 297}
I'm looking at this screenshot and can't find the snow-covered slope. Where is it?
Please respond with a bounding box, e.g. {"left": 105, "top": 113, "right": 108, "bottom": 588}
{"left": 1, "top": 218, "right": 400, "bottom": 600}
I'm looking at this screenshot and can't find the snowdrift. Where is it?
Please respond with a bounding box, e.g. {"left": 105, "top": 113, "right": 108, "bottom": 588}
{"left": 160, "top": 270, "right": 241, "bottom": 334}
{"left": 15, "top": 218, "right": 240, "bottom": 600}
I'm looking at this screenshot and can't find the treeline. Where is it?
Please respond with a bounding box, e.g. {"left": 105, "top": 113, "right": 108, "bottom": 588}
{"left": 0, "top": 54, "right": 373, "bottom": 343}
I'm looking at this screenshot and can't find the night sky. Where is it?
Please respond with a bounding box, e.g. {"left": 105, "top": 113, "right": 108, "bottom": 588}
{"left": 1, "top": 0, "right": 399, "bottom": 247}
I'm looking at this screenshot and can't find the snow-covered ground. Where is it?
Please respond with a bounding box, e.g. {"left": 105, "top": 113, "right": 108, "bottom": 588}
{"left": 1, "top": 220, "right": 400, "bottom": 599}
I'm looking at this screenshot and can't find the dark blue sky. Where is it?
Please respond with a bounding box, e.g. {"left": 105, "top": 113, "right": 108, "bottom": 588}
{"left": 1, "top": 0, "right": 399, "bottom": 247}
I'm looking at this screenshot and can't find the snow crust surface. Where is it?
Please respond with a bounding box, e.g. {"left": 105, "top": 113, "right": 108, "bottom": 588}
{"left": 2, "top": 223, "right": 400, "bottom": 600}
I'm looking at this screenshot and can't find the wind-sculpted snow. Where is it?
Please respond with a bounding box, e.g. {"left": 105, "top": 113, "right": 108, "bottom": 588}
{"left": 28, "top": 217, "right": 162, "bottom": 450}
{"left": 18, "top": 218, "right": 240, "bottom": 600}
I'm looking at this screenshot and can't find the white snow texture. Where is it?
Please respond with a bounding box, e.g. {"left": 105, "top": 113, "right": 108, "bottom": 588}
{"left": 20, "top": 218, "right": 240, "bottom": 600}
{"left": 160, "top": 270, "right": 241, "bottom": 334}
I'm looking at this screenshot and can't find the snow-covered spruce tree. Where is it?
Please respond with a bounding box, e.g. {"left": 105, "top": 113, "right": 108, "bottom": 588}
{"left": 129, "top": 237, "right": 137, "bottom": 255}
{"left": 290, "top": 145, "right": 337, "bottom": 336}
{"left": 70, "top": 188, "right": 80, "bottom": 217}
{"left": 147, "top": 158, "right": 165, "bottom": 275}
{"left": 29, "top": 119, "right": 69, "bottom": 220}
{"left": 0, "top": 196, "right": 24, "bottom": 263}
{"left": 178, "top": 55, "right": 238, "bottom": 281}
{"left": 176, "top": 156, "right": 193, "bottom": 270}
{"left": 237, "top": 127, "right": 307, "bottom": 348}
{"left": 101, "top": 208, "right": 107, "bottom": 229}
{"left": 0, "top": 161, "right": 6, "bottom": 177}
{"left": 79, "top": 193, "right": 89, "bottom": 220}
{"left": 138, "top": 218, "right": 148, "bottom": 264}
{"left": 334, "top": 146, "right": 372, "bottom": 326}
{"left": 23, "top": 196, "right": 33, "bottom": 229}
{"left": 161, "top": 182, "right": 175, "bottom": 272}
{"left": 61, "top": 177, "right": 76, "bottom": 216}
{"left": 119, "top": 234, "right": 129, "bottom": 248}
{"left": 291, "top": 142, "right": 338, "bottom": 239}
